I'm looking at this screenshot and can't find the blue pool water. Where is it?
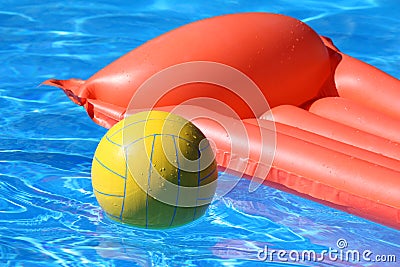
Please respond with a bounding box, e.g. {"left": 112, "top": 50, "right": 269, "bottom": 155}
{"left": 1, "top": 1, "right": 399, "bottom": 266}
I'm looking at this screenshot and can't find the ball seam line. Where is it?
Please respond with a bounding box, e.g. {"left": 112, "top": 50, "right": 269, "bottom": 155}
{"left": 193, "top": 149, "right": 201, "bottom": 221}
{"left": 199, "top": 142, "right": 211, "bottom": 151}
{"left": 105, "top": 135, "right": 121, "bottom": 147}
{"left": 94, "top": 156, "right": 126, "bottom": 180}
{"left": 119, "top": 151, "right": 129, "bottom": 220}
{"left": 199, "top": 168, "right": 217, "bottom": 182}
{"left": 169, "top": 135, "right": 181, "bottom": 227}
{"left": 145, "top": 134, "right": 157, "bottom": 229}
{"left": 93, "top": 187, "right": 124, "bottom": 198}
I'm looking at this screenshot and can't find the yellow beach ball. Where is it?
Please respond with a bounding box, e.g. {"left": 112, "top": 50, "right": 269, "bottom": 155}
{"left": 91, "top": 111, "right": 218, "bottom": 229}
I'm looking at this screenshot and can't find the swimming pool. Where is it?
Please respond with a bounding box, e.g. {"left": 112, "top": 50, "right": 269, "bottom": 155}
{"left": 1, "top": 1, "right": 399, "bottom": 266}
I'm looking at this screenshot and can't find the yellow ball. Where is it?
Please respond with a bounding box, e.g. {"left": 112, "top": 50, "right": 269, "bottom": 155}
{"left": 91, "top": 111, "right": 218, "bottom": 229}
